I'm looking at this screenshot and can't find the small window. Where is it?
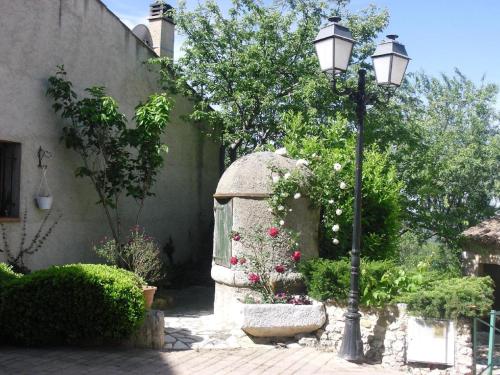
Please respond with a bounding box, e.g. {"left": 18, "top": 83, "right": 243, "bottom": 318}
{"left": 0, "top": 141, "right": 21, "bottom": 218}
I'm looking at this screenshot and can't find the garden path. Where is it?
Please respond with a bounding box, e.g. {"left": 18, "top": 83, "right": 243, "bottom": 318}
{"left": 0, "top": 347, "right": 403, "bottom": 374}
{"left": 162, "top": 285, "right": 289, "bottom": 350}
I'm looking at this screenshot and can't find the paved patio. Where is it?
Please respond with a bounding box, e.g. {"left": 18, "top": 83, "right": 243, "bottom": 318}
{"left": 0, "top": 346, "right": 403, "bottom": 374}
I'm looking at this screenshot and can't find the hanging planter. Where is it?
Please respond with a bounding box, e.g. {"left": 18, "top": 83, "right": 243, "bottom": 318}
{"left": 36, "top": 147, "right": 53, "bottom": 210}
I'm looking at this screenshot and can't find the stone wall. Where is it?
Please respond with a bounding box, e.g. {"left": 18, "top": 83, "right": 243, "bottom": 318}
{"left": 0, "top": 0, "right": 220, "bottom": 269}
{"left": 317, "top": 303, "right": 474, "bottom": 375}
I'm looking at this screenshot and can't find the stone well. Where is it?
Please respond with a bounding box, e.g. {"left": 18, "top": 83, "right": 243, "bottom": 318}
{"left": 211, "top": 151, "right": 320, "bottom": 329}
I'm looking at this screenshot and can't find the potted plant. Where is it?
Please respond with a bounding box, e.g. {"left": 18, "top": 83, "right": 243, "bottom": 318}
{"left": 36, "top": 149, "right": 53, "bottom": 210}
{"left": 36, "top": 195, "right": 53, "bottom": 210}
{"left": 93, "top": 226, "right": 164, "bottom": 309}
{"left": 230, "top": 226, "right": 326, "bottom": 336}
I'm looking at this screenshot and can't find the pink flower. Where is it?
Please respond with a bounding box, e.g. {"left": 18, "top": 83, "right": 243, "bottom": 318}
{"left": 248, "top": 273, "right": 261, "bottom": 284}
{"left": 239, "top": 258, "right": 247, "bottom": 265}
{"left": 292, "top": 251, "right": 301, "bottom": 262}
{"left": 230, "top": 256, "right": 238, "bottom": 266}
{"left": 275, "top": 265, "right": 286, "bottom": 273}
{"left": 232, "top": 233, "right": 241, "bottom": 241}
{"left": 268, "top": 227, "right": 279, "bottom": 238}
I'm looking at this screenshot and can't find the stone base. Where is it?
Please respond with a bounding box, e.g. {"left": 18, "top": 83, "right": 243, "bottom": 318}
{"left": 213, "top": 282, "right": 248, "bottom": 329}
{"left": 125, "top": 310, "right": 165, "bottom": 350}
{"left": 240, "top": 302, "right": 326, "bottom": 337}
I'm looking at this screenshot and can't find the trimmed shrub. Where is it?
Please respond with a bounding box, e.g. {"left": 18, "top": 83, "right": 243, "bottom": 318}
{"left": 0, "top": 264, "right": 145, "bottom": 345}
{"left": 402, "top": 276, "right": 494, "bottom": 319}
{"left": 0, "top": 263, "right": 20, "bottom": 287}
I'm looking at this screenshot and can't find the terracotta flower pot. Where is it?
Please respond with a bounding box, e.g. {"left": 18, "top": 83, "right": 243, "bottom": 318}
{"left": 142, "top": 286, "right": 157, "bottom": 309}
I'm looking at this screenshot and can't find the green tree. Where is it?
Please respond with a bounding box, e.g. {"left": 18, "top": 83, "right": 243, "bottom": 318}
{"left": 393, "top": 70, "right": 499, "bottom": 244}
{"left": 275, "top": 113, "right": 402, "bottom": 260}
{"left": 47, "top": 66, "right": 172, "bottom": 244}
{"left": 155, "top": 0, "right": 389, "bottom": 164}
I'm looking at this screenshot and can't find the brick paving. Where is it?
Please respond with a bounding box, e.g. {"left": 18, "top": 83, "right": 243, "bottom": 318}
{"left": 0, "top": 347, "right": 404, "bottom": 374}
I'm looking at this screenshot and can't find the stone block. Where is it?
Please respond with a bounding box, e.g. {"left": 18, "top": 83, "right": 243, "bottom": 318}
{"left": 126, "top": 310, "right": 165, "bottom": 350}
{"left": 240, "top": 302, "right": 326, "bottom": 337}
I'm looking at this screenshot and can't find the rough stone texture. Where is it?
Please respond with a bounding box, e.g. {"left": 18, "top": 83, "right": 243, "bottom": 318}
{"left": 215, "top": 151, "right": 309, "bottom": 196}
{"left": 0, "top": 0, "right": 220, "bottom": 269}
{"left": 318, "top": 303, "right": 474, "bottom": 375}
{"left": 126, "top": 310, "right": 165, "bottom": 350}
{"left": 212, "top": 152, "right": 320, "bottom": 325}
{"left": 240, "top": 302, "right": 326, "bottom": 337}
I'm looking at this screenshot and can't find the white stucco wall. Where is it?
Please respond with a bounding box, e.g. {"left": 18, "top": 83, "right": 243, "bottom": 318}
{"left": 0, "top": 0, "right": 220, "bottom": 269}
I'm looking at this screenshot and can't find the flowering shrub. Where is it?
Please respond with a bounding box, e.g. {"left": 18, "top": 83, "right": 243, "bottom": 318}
{"left": 269, "top": 114, "right": 402, "bottom": 260}
{"left": 230, "top": 226, "right": 310, "bottom": 304}
{"left": 93, "top": 226, "right": 164, "bottom": 285}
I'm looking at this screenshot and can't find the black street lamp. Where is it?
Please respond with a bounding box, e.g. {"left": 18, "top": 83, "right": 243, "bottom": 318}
{"left": 314, "top": 17, "right": 410, "bottom": 363}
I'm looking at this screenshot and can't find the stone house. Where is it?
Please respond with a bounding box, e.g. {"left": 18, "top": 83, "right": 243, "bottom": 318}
{"left": 461, "top": 216, "right": 500, "bottom": 309}
{"left": 0, "top": 0, "right": 220, "bottom": 270}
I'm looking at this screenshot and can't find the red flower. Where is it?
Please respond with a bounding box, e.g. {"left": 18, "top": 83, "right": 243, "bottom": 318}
{"left": 239, "top": 258, "right": 247, "bottom": 265}
{"left": 230, "top": 256, "right": 238, "bottom": 265}
{"left": 233, "top": 233, "right": 241, "bottom": 241}
{"left": 248, "top": 273, "right": 261, "bottom": 284}
{"left": 268, "top": 227, "right": 279, "bottom": 238}
{"left": 292, "top": 251, "right": 301, "bottom": 262}
{"left": 275, "top": 265, "right": 286, "bottom": 273}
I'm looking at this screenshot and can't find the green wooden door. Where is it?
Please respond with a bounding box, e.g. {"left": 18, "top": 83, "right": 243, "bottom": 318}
{"left": 214, "top": 199, "right": 233, "bottom": 267}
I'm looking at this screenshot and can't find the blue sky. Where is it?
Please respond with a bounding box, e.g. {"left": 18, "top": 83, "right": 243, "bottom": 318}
{"left": 102, "top": 0, "right": 500, "bottom": 89}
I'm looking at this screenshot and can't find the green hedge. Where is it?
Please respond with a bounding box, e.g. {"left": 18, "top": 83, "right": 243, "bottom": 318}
{"left": 0, "top": 264, "right": 145, "bottom": 345}
{"left": 0, "top": 263, "right": 20, "bottom": 288}
{"left": 402, "top": 277, "right": 494, "bottom": 319}
{"left": 299, "top": 258, "right": 494, "bottom": 318}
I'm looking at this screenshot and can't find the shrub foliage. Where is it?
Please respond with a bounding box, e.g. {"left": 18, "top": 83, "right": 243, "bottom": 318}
{"left": 0, "top": 263, "right": 20, "bottom": 288}
{"left": 402, "top": 277, "right": 494, "bottom": 319}
{"left": 0, "top": 264, "right": 145, "bottom": 345}
{"left": 299, "top": 258, "right": 493, "bottom": 318}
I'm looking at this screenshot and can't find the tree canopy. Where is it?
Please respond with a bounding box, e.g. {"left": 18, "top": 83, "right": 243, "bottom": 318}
{"left": 160, "top": 0, "right": 388, "bottom": 162}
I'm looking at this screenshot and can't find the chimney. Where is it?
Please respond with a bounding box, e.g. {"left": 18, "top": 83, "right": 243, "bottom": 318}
{"left": 148, "top": 2, "right": 175, "bottom": 58}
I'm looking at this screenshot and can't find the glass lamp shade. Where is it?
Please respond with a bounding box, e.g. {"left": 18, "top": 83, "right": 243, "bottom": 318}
{"left": 371, "top": 35, "right": 410, "bottom": 86}
{"left": 314, "top": 17, "right": 355, "bottom": 75}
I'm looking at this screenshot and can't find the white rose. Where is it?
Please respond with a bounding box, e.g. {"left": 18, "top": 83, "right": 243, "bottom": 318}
{"left": 279, "top": 220, "right": 285, "bottom": 226}
{"left": 275, "top": 147, "right": 287, "bottom": 156}
{"left": 272, "top": 175, "right": 280, "bottom": 183}
{"left": 340, "top": 182, "right": 347, "bottom": 189}
{"left": 284, "top": 172, "right": 291, "bottom": 179}
{"left": 332, "top": 224, "right": 340, "bottom": 232}
{"left": 328, "top": 199, "right": 334, "bottom": 204}
{"left": 296, "top": 159, "right": 309, "bottom": 167}
{"left": 278, "top": 205, "right": 284, "bottom": 211}
{"left": 294, "top": 193, "right": 301, "bottom": 199}
{"left": 334, "top": 163, "right": 342, "bottom": 172}
{"left": 336, "top": 209, "right": 342, "bottom": 216}
{"left": 333, "top": 238, "right": 339, "bottom": 245}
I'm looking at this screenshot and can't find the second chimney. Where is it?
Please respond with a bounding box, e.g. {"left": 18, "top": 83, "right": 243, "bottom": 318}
{"left": 148, "top": 2, "right": 175, "bottom": 58}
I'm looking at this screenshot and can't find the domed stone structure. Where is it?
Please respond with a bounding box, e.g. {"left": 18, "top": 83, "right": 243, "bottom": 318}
{"left": 211, "top": 151, "right": 320, "bottom": 327}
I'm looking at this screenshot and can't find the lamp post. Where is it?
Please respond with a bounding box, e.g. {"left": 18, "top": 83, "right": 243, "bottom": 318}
{"left": 314, "top": 16, "right": 410, "bottom": 363}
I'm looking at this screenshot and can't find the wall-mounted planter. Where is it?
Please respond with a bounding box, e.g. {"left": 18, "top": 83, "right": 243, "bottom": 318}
{"left": 36, "top": 195, "right": 53, "bottom": 210}
{"left": 239, "top": 301, "right": 326, "bottom": 337}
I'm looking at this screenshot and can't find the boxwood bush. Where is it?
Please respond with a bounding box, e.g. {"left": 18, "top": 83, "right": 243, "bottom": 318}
{"left": 0, "top": 264, "right": 145, "bottom": 345}
{"left": 0, "top": 263, "right": 20, "bottom": 287}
